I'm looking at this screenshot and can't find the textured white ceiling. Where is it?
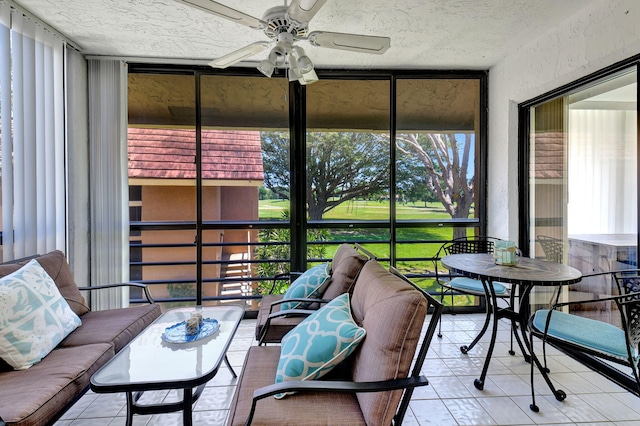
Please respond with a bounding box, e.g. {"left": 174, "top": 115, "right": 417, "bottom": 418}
{"left": 11, "top": 0, "right": 598, "bottom": 69}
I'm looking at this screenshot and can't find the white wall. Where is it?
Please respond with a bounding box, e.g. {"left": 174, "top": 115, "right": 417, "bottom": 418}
{"left": 488, "top": 0, "right": 640, "bottom": 241}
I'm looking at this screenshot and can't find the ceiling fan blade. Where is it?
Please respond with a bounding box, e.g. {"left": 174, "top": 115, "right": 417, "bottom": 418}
{"left": 208, "top": 42, "right": 270, "bottom": 68}
{"left": 174, "top": 0, "right": 263, "bottom": 29}
{"left": 287, "top": 0, "right": 328, "bottom": 23}
{"left": 307, "top": 31, "right": 391, "bottom": 54}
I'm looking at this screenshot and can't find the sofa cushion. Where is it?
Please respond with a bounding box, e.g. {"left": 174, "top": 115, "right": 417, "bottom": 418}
{"left": 275, "top": 293, "right": 366, "bottom": 398}
{"left": 322, "top": 245, "right": 368, "bottom": 300}
{"left": 60, "top": 303, "right": 162, "bottom": 353}
{"left": 349, "top": 261, "right": 427, "bottom": 426}
{"left": 0, "top": 342, "right": 113, "bottom": 426}
{"left": 280, "top": 263, "right": 330, "bottom": 311}
{"left": 226, "top": 346, "right": 366, "bottom": 426}
{"left": 0, "top": 260, "right": 82, "bottom": 370}
{"left": 0, "top": 250, "right": 89, "bottom": 316}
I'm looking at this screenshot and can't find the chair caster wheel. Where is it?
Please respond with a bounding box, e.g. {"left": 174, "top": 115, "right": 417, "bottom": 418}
{"left": 543, "top": 367, "right": 550, "bottom": 373}
{"left": 529, "top": 404, "right": 539, "bottom": 412}
{"left": 555, "top": 390, "right": 566, "bottom": 401}
{"left": 437, "top": 333, "right": 442, "bottom": 338}
{"left": 523, "top": 354, "right": 531, "bottom": 363}
{"left": 508, "top": 350, "right": 515, "bottom": 355}
{"left": 460, "top": 345, "right": 469, "bottom": 354}
{"left": 474, "top": 379, "right": 484, "bottom": 390}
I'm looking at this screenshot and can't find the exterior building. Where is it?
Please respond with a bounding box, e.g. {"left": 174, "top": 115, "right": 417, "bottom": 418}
{"left": 128, "top": 128, "right": 262, "bottom": 301}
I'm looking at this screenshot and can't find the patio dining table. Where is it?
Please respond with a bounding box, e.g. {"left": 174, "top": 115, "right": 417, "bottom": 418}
{"left": 441, "top": 253, "right": 582, "bottom": 400}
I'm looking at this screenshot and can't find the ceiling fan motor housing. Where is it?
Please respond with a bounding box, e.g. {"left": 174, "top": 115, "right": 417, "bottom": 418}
{"left": 262, "top": 5, "right": 308, "bottom": 39}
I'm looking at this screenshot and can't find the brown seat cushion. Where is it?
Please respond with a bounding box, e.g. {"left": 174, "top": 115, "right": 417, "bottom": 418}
{"left": 0, "top": 343, "right": 113, "bottom": 426}
{"left": 226, "top": 346, "right": 365, "bottom": 426}
{"left": 255, "top": 294, "right": 306, "bottom": 343}
{"left": 0, "top": 250, "right": 89, "bottom": 316}
{"left": 349, "top": 261, "right": 427, "bottom": 426}
{"left": 322, "top": 244, "right": 368, "bottom": 300}
{"left": 60, "top": 303, "right": 162, "bottom": 353}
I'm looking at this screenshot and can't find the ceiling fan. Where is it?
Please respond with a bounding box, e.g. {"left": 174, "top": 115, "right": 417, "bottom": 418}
{"left": 173, "top": 0, "right": 391, "bottom": 85}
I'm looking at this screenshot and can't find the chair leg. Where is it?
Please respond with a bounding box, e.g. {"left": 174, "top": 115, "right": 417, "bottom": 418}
{"left": 529, "top": 329, "right": 539, "bottom": 412}
{"left": 438, "top": 287, "right": 445, "bottom": 338}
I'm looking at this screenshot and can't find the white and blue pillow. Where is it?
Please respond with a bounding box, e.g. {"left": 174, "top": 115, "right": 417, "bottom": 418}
{"left": 275, "top": 293, "right": 366, "bottom": 398}
{"left": 0, "top": 259, "right": 82, "bottom": 370}
{"left": 280, "top": 263, "right": 331, "bottom": 311}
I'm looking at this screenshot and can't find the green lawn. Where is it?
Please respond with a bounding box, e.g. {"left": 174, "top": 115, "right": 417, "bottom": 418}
{"left": 258, "top": 199, "right": 475, "bottom": 289}
{"left": 259, "top": 199, "right": 453, "bottom": 221}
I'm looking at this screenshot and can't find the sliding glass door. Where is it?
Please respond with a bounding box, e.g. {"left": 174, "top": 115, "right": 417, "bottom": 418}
{"left": 523, "top": 65, "right": 638, "bottom": 320}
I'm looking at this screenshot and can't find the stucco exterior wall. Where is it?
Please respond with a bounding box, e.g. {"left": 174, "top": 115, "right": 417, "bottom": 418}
{"left": 488, "top": 0, "right": 640, "bottom": 242}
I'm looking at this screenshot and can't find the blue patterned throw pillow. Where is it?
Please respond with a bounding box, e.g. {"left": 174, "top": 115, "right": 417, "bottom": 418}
{"left": 280, "top": 263, "right": 331, "bottom": 311}
{"left": 0, "top": 259, "right": 82, "bottom": 370}
{"left": 275, "top": 293, "right": 366, "bottom": 398}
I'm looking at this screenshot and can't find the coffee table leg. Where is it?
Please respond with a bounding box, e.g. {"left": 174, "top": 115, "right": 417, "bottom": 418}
{"left": 224, "top": 355, "right": 237, "bottom": 378}
{"left": 125, "top": 392, "right": 135, "bottom": 426}
{"left": 183, "top": 388, "right": 193, "bottom": 426}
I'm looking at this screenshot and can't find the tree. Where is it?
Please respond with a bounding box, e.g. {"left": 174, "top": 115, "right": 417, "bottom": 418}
{"left": 395, "top": 133, "right": 474, "bottom": 239}
{"left": 262, "top": 132, "right": 290, "bottom": 200}
{"left": 261, "top": 131, "right": 389, "bottom": 220}
{"left": 254, "top": 210, "right": 328, "bottom": 294}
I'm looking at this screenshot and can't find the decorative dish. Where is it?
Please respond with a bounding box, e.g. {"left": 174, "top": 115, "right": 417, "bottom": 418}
{"left": 161, "top": 318, "right": 219, "bottom": 343}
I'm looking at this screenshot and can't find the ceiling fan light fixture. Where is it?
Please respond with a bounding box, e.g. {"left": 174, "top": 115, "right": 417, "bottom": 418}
{"left": 288, "top": 56, "right": 302, "bottom": 82}
{"left": 290, "top": 45, "right": 313, "bottom": 73}
{"left": 257, "top": 59, "right": 275, "bottom": 78}
{"left": 296, "top": 55, "right": 314, "bottom": 73}
{"left": 300, "top": 69, "right": 319, "bottom": 85}
{"left": 289, "top": 67, "right": 303, "bottom": 82}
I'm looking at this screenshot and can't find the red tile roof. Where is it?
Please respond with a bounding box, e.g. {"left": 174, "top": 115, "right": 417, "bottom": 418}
{"left": 128, "top": 128, "right": 263, "bottom": 181}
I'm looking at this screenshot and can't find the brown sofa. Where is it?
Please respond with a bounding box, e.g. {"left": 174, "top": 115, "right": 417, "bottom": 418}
{"left": 255, "top": 243, "right": 370, "bottom": 344}
{"left": 0, "top": 251, "right": 162, "bottom": 426}
{"left": 227, "top": 260, "right": 443, "bottom": 425}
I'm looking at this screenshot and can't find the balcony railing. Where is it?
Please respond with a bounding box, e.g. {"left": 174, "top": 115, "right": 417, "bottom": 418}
{"left": 127, "top": 220, "right": 484, "bottom": 313}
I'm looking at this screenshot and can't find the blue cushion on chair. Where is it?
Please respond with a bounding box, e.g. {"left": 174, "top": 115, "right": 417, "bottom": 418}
{"left": 532, "top": 309, "right": 629, "bottom": 361}
{"left": 449, "top": 277, "right": 508, "bottom": 295}
{"left": 280, "top": 263, "right": 331, "bottom": 311}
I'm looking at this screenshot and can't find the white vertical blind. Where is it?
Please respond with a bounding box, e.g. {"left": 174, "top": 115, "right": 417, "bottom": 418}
{"left": 0, "top": 2, "right": 13, "bottom": 253}
{"left": 568, "top": 109, "right": 638, "bottom": 234}
{"left": 0, "top": 3, "right": 66, "bottom": 260}
{"left": 88, "top": 58, "right": 129, "bottom": 310}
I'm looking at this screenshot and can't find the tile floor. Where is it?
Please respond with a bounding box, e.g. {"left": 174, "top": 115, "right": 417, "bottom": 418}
{"left": 55, "top": 313, "right": 640, "bottom": 425}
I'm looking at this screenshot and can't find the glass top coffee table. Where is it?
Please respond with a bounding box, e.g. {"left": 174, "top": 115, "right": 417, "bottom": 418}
{"left": 91, "top": 305, "right": 244, "bottom": 426}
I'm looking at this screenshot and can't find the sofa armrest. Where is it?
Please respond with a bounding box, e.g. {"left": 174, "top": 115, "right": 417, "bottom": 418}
{"left": 246, "top": 376, "right": 429, "bottom": 425}
{"left": 267, "top": 297, "right": 330, "bottom": 314}
{"left": 257, "top": 308, "right": 316, "bottom": 344}
{"left": 77, "top": 282, "right": 154, "bottom": 304}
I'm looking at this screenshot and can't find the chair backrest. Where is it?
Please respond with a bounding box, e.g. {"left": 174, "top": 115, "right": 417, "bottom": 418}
{"left": 348, "top": 260, "right": 442, "bottom": 426}
{"left": 321, "top": 243, "right": 370, "bottom": 300}
{"left": 434, "top": 236, "right": 500, "bottom": 279}
{"left": 442, "top": 236, "right": 496, "bottom": 256}
{"left": 612, "top": 270, "right": 640, "bottom": 360}
{"left": 537, "top": 235, "right": 563, "bottom": 263}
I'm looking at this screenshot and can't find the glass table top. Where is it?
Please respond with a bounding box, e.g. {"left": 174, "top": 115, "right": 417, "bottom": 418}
{"left": 91, "top": 305, "right": 244, "bottom": 390}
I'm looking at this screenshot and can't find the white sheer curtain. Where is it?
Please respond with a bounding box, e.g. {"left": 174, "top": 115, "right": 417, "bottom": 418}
{"left": 88, "top": 58, "right": 129, "bottom": 310}
{"left": 568, "top": 109, "right": 637, "bottom": 234}
{"left": 0, "top": 2, "right": 66, "bottom": 260}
